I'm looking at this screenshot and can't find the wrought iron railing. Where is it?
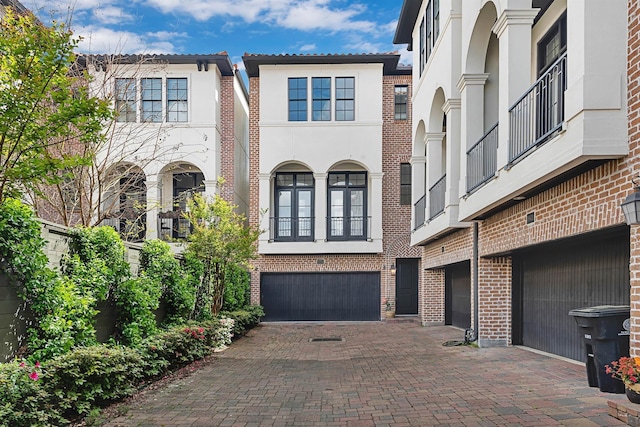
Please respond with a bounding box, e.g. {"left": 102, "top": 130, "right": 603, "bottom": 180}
{"left": 158, "top": 210, "right": 192, "bottom": 241}
{"left": 414, "top": 194, "right": 426, "bottom": 231}
{"left": 269, "top": 216, "right": 314, "bottom": 241}
{"left": 429, "top": 174, "right": 446, "bottom": 220}
{"left": 327, "top": 216, "right": 371, "bottom": 241}
{"left": 466, "top": 122, "right": 499, "bottom": 193}
{"left": 509, "top": 52, "right": 567, "bottom": 163}
{"left": 102, "top": 213, "right": 145, "bottom": 243}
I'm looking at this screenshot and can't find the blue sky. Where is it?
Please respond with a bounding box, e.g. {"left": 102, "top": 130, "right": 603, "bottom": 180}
{"left": 27, "top": 0, "right": 411, "bottom": 73}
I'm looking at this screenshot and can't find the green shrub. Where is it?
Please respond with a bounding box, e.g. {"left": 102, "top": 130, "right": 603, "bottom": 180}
{"left": 220, "top": 306, "right": 264, "bottom": 336}
{"left": 140, "top": 240, "right": 195, "bottom": 325}
{"left": 0, "top": 360, "right": 65, "bottom": 427}
{"left": 222, "top": 263, "right": 250, "bottom": 311}
{"left": 113, "top": 276, "right": 161, "bottom": 346}
{"left": 43, "top": 345, "right": 143, "bottom": 418}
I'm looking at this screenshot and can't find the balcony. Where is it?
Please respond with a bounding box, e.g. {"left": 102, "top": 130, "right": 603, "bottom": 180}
{"left": 414, "top": 194, "right": 426, "bottom": 231}
{"left": 158, "top": 210, "right": 192, "bottom": 241}
{"left": 102, "top": 211, "right": 145, "bottom": 243}
{"left": 429, "top": 174, "right": 446, "bottom": 220}
{"left": 327, "top": 216, "right": 371, "bottom": 241}
{"left": 466, "top": 123, "right": 498, "bottom": 193}
{"left": 509, "top": 52, "right": 566, "bottom": 164}
{"left": 269, "top": 216, "right": 314, "bottom": 242}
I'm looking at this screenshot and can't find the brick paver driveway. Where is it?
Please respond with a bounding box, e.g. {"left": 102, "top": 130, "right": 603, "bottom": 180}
{"left": 105, "top": 322, "right": 628, "bottom": 426}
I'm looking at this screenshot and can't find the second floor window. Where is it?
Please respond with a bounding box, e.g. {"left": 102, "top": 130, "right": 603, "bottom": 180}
{"left": 312, "top": 77, "right": 331, "bottom": 121}
{"left": 395, "top": 86, "right": 408, "bottom": 120}
{"left": 400, "top": 163, "right": 411, "bottom": 205}
{"left": 115, "top": 78, "right": 136, "bottom": 122}
{"left": 167, "top": 78, "right": 188, "bottom": 122}
{"left": 141, "top": 78, "right": 162, "bottom": 122}
{"left": 328, "top": 172, "right": 367, "bottom": 240}
{"left": 335, "top": 77, "right": 355, "bottom": 121}
{"left": 288, "top": 77, "right": 308, "bottom": 121}
{"left": 275, "top": 173, "right": 314, "bottom": 241}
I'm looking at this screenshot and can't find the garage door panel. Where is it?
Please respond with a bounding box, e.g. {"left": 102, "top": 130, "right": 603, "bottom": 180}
{"left": 261, "top": 272, "right": 380, "bottom": 321}
{"left": 445, "top": 261, "right": 471, "bottom": 329}
{"left": 515, "top": 228, "right": 629, "bottom": 361}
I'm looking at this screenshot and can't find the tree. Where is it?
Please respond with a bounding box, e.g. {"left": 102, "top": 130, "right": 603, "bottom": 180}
{"left": 183, "top": 188, "right": 260, "bottom": 319}
{"left": 0, "top": 8, "right": 111, "bottom": 203}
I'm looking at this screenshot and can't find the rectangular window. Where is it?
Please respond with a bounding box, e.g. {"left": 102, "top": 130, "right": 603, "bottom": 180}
{"left": 167, "top": 78, "right": 188, "bottom": 122}
{"left": 419, "top": 18, "right": 425, "bottom": 75}
{"left": 400, "top": 163, "right": 412, "bottom": 205}
{"left": 115, "top": 78, "right": 136, "bottom": 122}
{"left": 274, "top": 173, "right": 314, "bottom": 241}
{"left": 335, "top": 77, "right": 355, "bottom": 121}
{"left": 312, "top": 77, "right": 331, "bottom": 121}
{"left": 288, "top": 77, "right": 308, "bottom": 121}
{"left": 328, "top": 172, "right": 367, "bottom": 240}
{"left": 433, "top": 0, "right": 440, "bottom": 42}
{"left": 394, "top": 85, "right": 408, "bottom": 120}
{"left": 141, "top": 78, "right": 162, "bottom": 122}
{"left": 426, "top": 1, "right": 432, "bottom": 59}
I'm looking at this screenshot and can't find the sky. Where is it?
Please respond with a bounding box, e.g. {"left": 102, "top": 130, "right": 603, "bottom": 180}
{"left": 26, "top": 0, "right": 412, "bottom": 74}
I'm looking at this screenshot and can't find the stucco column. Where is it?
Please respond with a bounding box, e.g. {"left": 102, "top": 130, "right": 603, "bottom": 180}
{"left": 631, "top": 225, "right": 640, "bottom": 357}
{"left": 258, "top": 173, "right": 271, "bottom": 248}
{"left": 443, "top": 99, "right": 461, "bottom": 209}
{"left": 493, "top": 9, "right": 539, "bottom": 168}
{"left": 145, "top": 179, "right": 160, "bottom": 240}
{"left": 422, "top": 268, "right": 445, "bottom": 326}
{"left": 203, "top": 180, "right": 218, "bottom": 197}
{"left": 410, "top": 156, "right": 426, "bottom": 229}
{"left": 370, "top": 173, "right": 384, "bottom": 243}
{"left": 457, "top": 74, "right": 489, "bottom": 194}
{"left": 313, "top": 173, "right": 327, "bottom": 241}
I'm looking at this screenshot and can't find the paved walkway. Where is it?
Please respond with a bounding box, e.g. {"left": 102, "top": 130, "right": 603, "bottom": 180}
{"left": 104, "top": 322, "right": 630, "bottom": 426}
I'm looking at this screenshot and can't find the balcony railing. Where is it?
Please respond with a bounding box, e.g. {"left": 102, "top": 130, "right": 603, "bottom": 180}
{"left": 101, "top": 212, "right": 145, "bottom": 243}
{"left": 466, "top": 122, "right": 499, "bottom": 193}
{"left": 158, "top": 210, "right": 192, "bottom": 241}
{"left": 269, "top": 216, "right": 314, "bottom": 241}
{"left": 429, "top": 174, "right": 446, "bottom": 220}
{"left": 327, "top": 216, "right": 371, "bottom": 241}
{"left": 509, "top": 52, "right": 567, "bottom": 164}
{"left": 414, "top": 194, "right": 426, "bottom": 231}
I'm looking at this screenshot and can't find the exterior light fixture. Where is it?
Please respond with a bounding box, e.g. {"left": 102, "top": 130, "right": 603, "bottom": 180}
{"left": 621, "top": 179, "right": 640, "bottom": 225}
{"left": 390, "top": 264, "right": 396, "bottom": 275}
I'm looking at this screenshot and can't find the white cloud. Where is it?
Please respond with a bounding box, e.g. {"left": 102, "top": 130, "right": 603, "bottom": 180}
{"left": 398, "top": 46, "right": 413, "bottom": 66}
{"left": 93, "top": 6, "right": 135, "bottom": 25}
{"left": 148, "top": 30, "right": 188, "bottom": 41}
{"left": 73, "top": 25, "right": 177, "bottom": 54}
{"left": 299, "top": 43, "right": 316, "bottom": 52}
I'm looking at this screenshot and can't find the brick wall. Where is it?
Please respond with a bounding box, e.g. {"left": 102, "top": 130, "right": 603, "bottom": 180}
{"left": 248, "top": 76, "right": 261, "bottom": 305}
{"left": 629, "top": 0, "right": 640, "bottom": 356}
{"left": 219, "top": 75, "right": 236, "bottom": 204}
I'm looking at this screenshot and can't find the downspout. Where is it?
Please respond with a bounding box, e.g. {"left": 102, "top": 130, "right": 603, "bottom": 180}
{"left": 472, "top": 221, "right": 479, "bottom": 343}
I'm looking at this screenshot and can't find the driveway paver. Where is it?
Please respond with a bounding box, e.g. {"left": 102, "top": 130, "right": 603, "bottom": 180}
{"left": 104, "top": 322, "right": 629, "bottom": 426}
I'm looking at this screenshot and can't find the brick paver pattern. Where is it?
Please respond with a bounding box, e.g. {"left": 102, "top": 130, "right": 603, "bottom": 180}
{"left": 105, "top": 322, "right": 628, "bottom": 426}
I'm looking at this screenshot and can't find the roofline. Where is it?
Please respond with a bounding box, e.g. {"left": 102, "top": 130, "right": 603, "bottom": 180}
{"left": 393, "top": 0, "right": 421, "bottom": 51}
{"left": 242, "top": 53, "right": 410, "bottom": 77}
{"left": 80, "top": 53, "right": 236, "bottom": 76}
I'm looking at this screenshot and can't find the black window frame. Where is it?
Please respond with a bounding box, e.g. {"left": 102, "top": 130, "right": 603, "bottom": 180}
{"left": 335, "top": 77, "right": 355, "bottom": 121}
{"left": 141, "top": 78, "right": 162, "bottom": 123}
{"left": 394, "top": 85, "right": 408, "bottom": 120}
{"left": 312, "top": 77, "right": 331, "bottom": 121}
{"left": 400, "top": 163, "right": 412, "bottom": 205}
{"left": 288, "top": 77, "right": 308, "bottom": 121}
{"left": 327, "top": 171, "right": 368, "bottom": 241}
{"left": 274, "top": 172, "right": 315, "bottom": 241}
{"left": 166, "top": 77, "right": 188, "bottom": 123}
{"left": 115, "top": 78, "right": 137, "bottom": 123}
{"left": 537, "top": 13, "right": 567, "bottom": 76}
{"left": 426, "top": 1, "right": 432, "bottom": 59}
{"left": 419, "top": 18, "right": 425, "bottom": 75}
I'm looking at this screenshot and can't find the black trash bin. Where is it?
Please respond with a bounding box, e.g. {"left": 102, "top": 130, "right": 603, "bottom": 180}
{"left": 569, "top": 305, "right": 630, "bottom": 394}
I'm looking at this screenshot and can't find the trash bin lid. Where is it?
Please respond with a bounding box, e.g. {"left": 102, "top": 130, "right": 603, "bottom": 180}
{"left": 568, "top": 305, "right": 630, "bottom": 317}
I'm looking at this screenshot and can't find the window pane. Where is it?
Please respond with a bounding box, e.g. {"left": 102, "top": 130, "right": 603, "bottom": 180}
{"left": 329, "top": 173, "right": 346, "bottom": 187}
{"left": 348, "top": 173, "right": 366, "bottom": 187}
{"left": 115, "top": 78, "right": 136, "bottom": 122}
{"left": 350, "top": 190, "right": 364, "bottom": 236}
{"left": 395, "top": 85, "right": 408, "bottom": 120}
{"left": 167, "top": 78, "right": 188, "bottom": 122}
{"left": 335, "top": 77, "right": 354, "bottom": 121}
{"left": 298, "top": 190, "right": 312, "bottom": 237}
{"left": 277, "top": 174, "right": 294, "bottom": 187}
{"left": 330, "top": 190, "right": 344, "bottom": 237}
{"left": 296, "top": 174, "right": 313, "bottom": 186}
{"left": 288, "top": 78, "right": 307, "bottom": 121}
{"left": 141, "top": 78, "right": 162, "bottom": 122}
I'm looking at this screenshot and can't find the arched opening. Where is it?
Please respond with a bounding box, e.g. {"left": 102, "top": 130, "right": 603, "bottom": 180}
{"left": 102, "top": 163, "right": 147, "bottom": 242}
{"left": 327, "top": 161, "right": 369, "bottom": 241}
{"left": 271, "top": 162, "right": 314, "bottom": 242}
{"left": 158, "top": 162, "right": 205, "bottom": 241}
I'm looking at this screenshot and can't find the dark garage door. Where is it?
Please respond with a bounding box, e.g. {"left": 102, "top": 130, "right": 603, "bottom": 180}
{"left": 445, "top": 261, "right": 471, "bottom": 329}
{"left": 512, "top": 227, "right": 630, "bottom": 361}
{"left": 261, "top": 272, "right": 380, "bottom": 321}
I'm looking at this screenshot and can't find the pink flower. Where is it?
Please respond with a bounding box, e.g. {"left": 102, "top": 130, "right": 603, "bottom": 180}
{"left": 34, "top": 361, "right": 41, "bottom": 368}
{"left": 19, "top": 361, "right": 25, "bottom": 368}
{"left": 29, "top": 371, "right": 39, "bottom": 381}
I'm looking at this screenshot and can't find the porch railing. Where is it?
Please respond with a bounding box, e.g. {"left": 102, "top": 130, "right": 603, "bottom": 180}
{"left": 269, "top": 216, "right": 314, "bottom": 241}
{"left": 429, "top": 174, "right": 446, "bottom": 220}
{"left": 466, "top": 122, "right": 499, "bottom": 193}
{"left": 414, "top": 194, "right": 426, "bottom": 231}
{"left": 509, "top": 52, "right": 567, "bottom": 164}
